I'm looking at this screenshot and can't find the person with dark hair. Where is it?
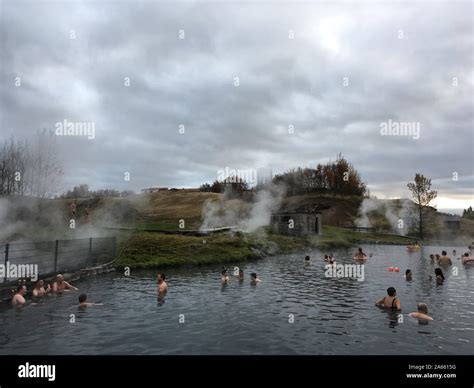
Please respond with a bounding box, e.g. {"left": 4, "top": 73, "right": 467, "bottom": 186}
{"left": 435, "top": 254, "right": 441, "bottom": 263}
{"left": 434, "top": 268, "right": 445, "bottom": 283}
{"left": 405, "top": 269, "right": 412, "bottom": 281}
{"left": 438, "top": 251, "right": 452, "bottom": 266}
{"left": 462, "top": 252, "right": 474, "bottom": 264}
{"left": 409, "top": 303, "right": 433, "bottom": 321}
{"left": 250, "top": 272, "right": 261, "bottom": 284}
{"left": 78, "top": 294, "right": 102, "bottom": 307}
{"left": 157, "top": 273, "right": 168, "bottom": 294}
{"left": 12, "top": 285, "right": 27, "bottom": 306}
{"left": 354, "top": 247, "right": 367, "bottom": 261}
{"left": 221, "top": 269, "right": 229, "bottom": 284}
{"left": 32, "top": 279, "right": 50, "bottom": 297}
{"left": 237, "top": 269, "right": 244, "bottom": 282}
{"left": 375, "top": 287, "right": 401, "bottom": 310}
{"left": 305, "top": 255, "right": 310, "bottom": 262}
{"left": 323, "top": 254, "right": 329, "bottom": 262}
{"left": 429, "top": 254, "right": 435, "bottom": 262}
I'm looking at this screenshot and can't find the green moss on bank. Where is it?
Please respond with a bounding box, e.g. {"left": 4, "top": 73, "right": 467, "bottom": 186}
{"left": 114, "top": 226, "right": 415, "bottom": 269}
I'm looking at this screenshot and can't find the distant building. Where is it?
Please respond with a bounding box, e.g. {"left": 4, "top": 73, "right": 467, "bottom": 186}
{"left": 443, "top": 215, "right": 461, "bottom": 230}
{"left": 141, "top": 187, "right": 168, "bottom": 193}
{"left": 271, "top": 205, "right": 322, "bottom": 236}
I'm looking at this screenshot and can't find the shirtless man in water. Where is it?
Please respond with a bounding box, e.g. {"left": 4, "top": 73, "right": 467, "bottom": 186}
{"left": 157, "top": 273, "right": 168, "bottom": 295}
{"left": 438, "top": 251, "right": 452, "bottom": 266}
{"left": 32, "top": 280, "right": 50, "bottom": 297}
{"left": 354, "top": 247, "right": 367, "bottom": 262}
{"left": 12, "top": 285, "right": 27, "bottom": 306}
{"left": 375, "top": 287, "right": 401, "bottom": 310}
{"left": 52, "top": 274, "right": 78, "bottom": 292}
{"left": 409, "top": 303, "right": 433, "bottom": 321}
{"left": 78, "top": 294, "right": 103, "bottom": 307}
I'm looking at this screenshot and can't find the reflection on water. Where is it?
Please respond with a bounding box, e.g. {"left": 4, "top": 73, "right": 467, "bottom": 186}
{"left": 0, "top": 244, "right": 473, "bottom": 355}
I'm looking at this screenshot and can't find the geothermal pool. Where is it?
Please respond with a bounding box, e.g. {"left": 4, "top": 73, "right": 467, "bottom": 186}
{"left": 0, "top": 244, "right": 473, "bottom": 355}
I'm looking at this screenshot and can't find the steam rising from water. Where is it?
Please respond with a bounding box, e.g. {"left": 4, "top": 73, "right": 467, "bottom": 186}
{"left": 200, "top": 185, "right": 286, "bottom": 233}
{"left": 355, "top": 198, "right": 414, "bottom": 235}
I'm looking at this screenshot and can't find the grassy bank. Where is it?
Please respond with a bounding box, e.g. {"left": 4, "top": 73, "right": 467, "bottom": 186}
{"left": 114, "top": 226, "right": 416, "bottom": 269}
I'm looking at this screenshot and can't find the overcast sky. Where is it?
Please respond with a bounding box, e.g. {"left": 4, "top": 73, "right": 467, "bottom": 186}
{"left": 0, "top": 0, "right": 472, "bottom": 213}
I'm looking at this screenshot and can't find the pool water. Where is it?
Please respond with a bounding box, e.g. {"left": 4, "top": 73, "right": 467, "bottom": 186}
{"left": 0, "top": 245, "right": 473, "bottom": 355}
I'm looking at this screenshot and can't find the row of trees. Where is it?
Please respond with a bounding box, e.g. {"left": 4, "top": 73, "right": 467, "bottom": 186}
{"left": 462, "top": 206, "right": 474, "bottom": 220}
{"left": 271, "top": 155, "right": 366, "bottom": 197}
{"left": 59, "top": 184, "right": 134, "bottom": 199}
{"left": 0, "top": 131, "right": 63, "bottom": 197}
{"left": 200, "top": 155, "right": 367, "bottom": 198}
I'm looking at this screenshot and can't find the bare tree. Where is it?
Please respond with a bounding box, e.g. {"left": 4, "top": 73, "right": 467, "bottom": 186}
{"left": 24, "top": 129, "right": 63, "bottom": 198}
{"left": 407, "top": 173, "right": 437, "bottom": 239}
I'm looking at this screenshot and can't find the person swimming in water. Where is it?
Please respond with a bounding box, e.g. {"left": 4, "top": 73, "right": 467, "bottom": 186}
{"left": 405, "top": 269, "right": 412, "bottom": 281}
{"left": 429, "top": 254, "right": 435, "bottom": 262}
{"left": 435, "top": 254, "right": 441, "bottom": 263}
{"left": 32, "top": 280, "right": 50, "bottom": 297}
{"left": 157, "top": 273, "right": 168, "bottom": 295}
{"left": 305, "top": 255, "right": 310, "bottom": 263}
{"left": 52, "top": 274, "right": 78, "bottom": 292}
{"left": 11, "top": 285, "right": 27, "bottom": 306}
{"left": 354, "top": 247, "right": 367, "bottom": 261}
{"left": 78, "top": 294, "right": 102, "bottom": 307}
{"left": 250, "top": 272, "right": 261, "bottom": 284}
{"left": 237, "top": 269, "right": 244, "bottom": 282}
{"left": 434, "top": 268, "right": 445, "bottom": 283}
{"left": 328, "top": 254, "right": 335, "bottom": 264}
{"left": 221, "top": 269, "right": 230, "bottom": 284}
{"left": 438, "top": 251, "right": 452, "bottom": 266}
{"left": 375, "top": 287, "right": 401, "bottom": 310}
{"left": 462, "top": 252, "right": 474, "bottom": 265}
{"left": 409, "top": 303, "right": 433, "bottom": 321}
{"left": 323, "top": 255, "right": 329, "bottom": 262}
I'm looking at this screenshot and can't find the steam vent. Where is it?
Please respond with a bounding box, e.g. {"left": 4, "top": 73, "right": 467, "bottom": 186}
{"left": 271, "top": 204, "right": 323, "bottom": 236}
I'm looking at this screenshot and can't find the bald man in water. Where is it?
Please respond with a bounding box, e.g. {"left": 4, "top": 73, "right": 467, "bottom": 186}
{"left": 52, "top": 274, "right": 78, "bottom": 292}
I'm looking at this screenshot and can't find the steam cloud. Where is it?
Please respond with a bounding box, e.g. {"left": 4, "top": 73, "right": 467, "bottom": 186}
{"left": 355, "top": 198, "right": 414, "bottom": 235}
{"left": 200, "top": 184, "right": 286, "bottom": 233}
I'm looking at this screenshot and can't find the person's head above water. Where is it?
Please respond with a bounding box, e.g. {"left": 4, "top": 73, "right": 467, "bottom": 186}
{"left": 429, "top": 254, "right": 435, "bottom": 259}
{"left": 78, "top": 294, "right": 87, "bottom": 303}
{"left": 387, "top": 287, "right": 396, "bottom": 297}
{"left": 358, "top": 247, "right": 363, "bottom": 253}
{"left": 417, "top": 303, "right": 428, "bottom": 314}
{"left": 464, "top": 253, "right": 470, "bottom": 257}
{"left": 157, "top": 273, "right": 166, "bottom": 282}
{"left": 56, "top": 274, "right": 64, "bottom": 282}
{"left": 405, "top": 269, "right": 412, "bottom": 276}
{"left": 435, "top": 268, "right": 445, "bottom": 279}
{"left": 222, "top": 269, "right": 228, "bottom": 276}
{"left": 305, "top": 255, "right": 310, "bottom": 261}
{"left": 16, "top": 285, "right": 26, "bottom": 295}
{"left": 250, "top": 272, "right": 257, "bottom": 280}
{"left": 441, "top": 251, "right": 447, "bottom": 256}
{"left": 35, "top": 280, "right": 44, "bottom": 288}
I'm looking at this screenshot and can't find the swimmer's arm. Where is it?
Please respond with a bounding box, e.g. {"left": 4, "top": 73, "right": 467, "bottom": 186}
{"left": 375, "top": 298, "right": 385, "bottom": 306}
{"left": 64, "top": 282, "right": 78, "bottom": 291}
{"left": 395, "top": 300, "right": 401, "bottom": 310}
